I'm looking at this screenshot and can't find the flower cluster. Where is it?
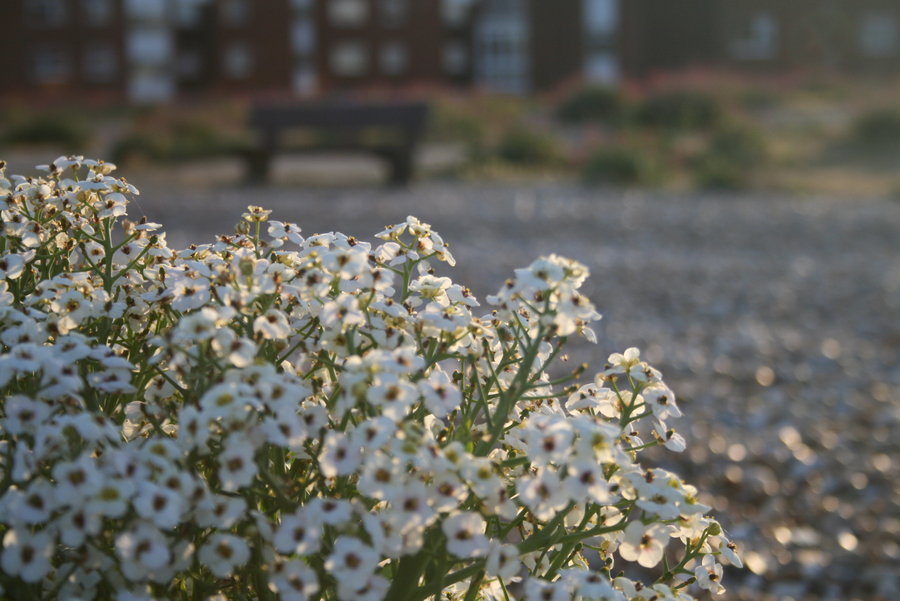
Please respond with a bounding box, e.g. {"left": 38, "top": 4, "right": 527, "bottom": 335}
{"left": 0, "top": 157, "right": 740, "bottom": 601}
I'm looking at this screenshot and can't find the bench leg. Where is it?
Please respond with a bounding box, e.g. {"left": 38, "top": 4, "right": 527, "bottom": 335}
{"left": 245, "top": 149, "right": 272, "bottom": 184}
{"left": 386, "top": 148, "right": 414, "bottom": 186}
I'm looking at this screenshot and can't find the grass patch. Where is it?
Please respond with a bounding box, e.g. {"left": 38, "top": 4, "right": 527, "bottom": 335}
{"left": 556, "top": 86, "right": 625, "bottom": 125}
{"left": 1, "top": 112, "right": 90, "bottom": 151}
{"left": 634, "top": 89, "right": 723, "bottom": 131}
{"left": 582, "top": 145, "right": 660, "bottom": 186}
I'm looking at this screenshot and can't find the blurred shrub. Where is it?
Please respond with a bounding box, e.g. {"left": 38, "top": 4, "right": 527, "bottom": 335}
{"left": 496, "top": 126, "right": 561, "bottom": 166}
{"left": 582, "top": 146, "right": 658, "bottom": 186}
{"left": 738, "top": 88, "right": 780, "bottom": 112}
{"left": 2, "top": 113, "right": 90, "bottom": 151}
{"left": 556, "top": 86, "right": 625, "bottom": 125}
{"left": 851, "top": 108, "right": 900, "bottom": 151}
{"left": 635, "top": 90, "right": 722, "bottom": 131}
{"left": 707, "top": 123, "right": 768, "bottom": 166}
{"left": 692, "top": 155, "right": 747, "bottom": 190}
{"left": 111, "top": 117, "right": 251, "bottom": 165}
{"left": 427, "top": 102, "right": 489, "bottom": 163}
{"left": 689, "top": 123, "right": 768, "bottom": 190}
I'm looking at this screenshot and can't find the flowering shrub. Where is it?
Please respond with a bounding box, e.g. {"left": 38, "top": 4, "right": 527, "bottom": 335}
{"left": 0, "top": 157, "right": 740, "bottom": 601}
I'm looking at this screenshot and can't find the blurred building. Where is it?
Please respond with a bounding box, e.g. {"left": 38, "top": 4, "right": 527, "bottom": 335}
{"left": 621, "top": 0, "right": 900, "bottom": 77}
{"left": 0, "top": 0, "right": 897, "bottom": 103}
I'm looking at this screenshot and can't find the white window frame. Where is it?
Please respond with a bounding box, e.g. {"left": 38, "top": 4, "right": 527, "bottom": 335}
{"left": 82, "top": 43, "right": 118, "bottom": 82}
{"left": 331, "top": 41, "right": 368, "bottom": 76}
{"left": 31, "top": 47, "right": 72, "bottom": 84}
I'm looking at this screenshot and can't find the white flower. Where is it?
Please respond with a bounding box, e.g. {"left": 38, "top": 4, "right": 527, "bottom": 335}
{"left": 652, "top": 419, "right": 687, "bottom": 452}
{"left": 52, "top": 454, "right": 103, "bottom": 504}
{"left": 0, "top": 253, "right": 27, "bottom": 280}
{"left": 324, "top": 537, "right": 379, "bottom": 581}
{"left": 618, "top": 521, "right": 672, "bottom": 568}
{"left": 386, "top": 479, "right": 436, "bottom": 534}
{"left": 254, "top": 309, "right": 292, "bottom": 339}
{"left": 87, "top": 477, "right": 135, "bottom": 518}
{"left": 525, "top": 415, "right": 574, "bottom": 466}
{"left": 115, "top": 522, "right": 172, "bottom": 579}
{"left": 604, "top": 347, "right": 651, "bottom": 381}
{"left": 366, "top": 376, "right": 417, "bottom": 421}
{"left": 524, "top": 578, "right": 571, "bottom": 601}
{"left": 268, "top": 558, "right": 319, "bottom": 601}
{"left": 565, "top": 460, "right": 614, "bottom": 504}
{"left": 58, "top": 507, "right": 102, "bottom": 547}
{"left": 217, "top": 436, "right": 258, "bottom": 491}
{"left": 561, "top": 569, "right": 624, "bottom": 601}
{"left": 336, "top": 574, "right": 389, "bottom": 601}
{"left": 517, "top": 468, "right": 570, "bottom": 521}
{"left": 195, "top": 493, "right": 247, "bottom": 530}
{"left": 418, "top": 368, "right": 461, "bottom": 419}
{"left": 717, "top": 537, "right": 742, "bottom": 568}
{"left": 642, "top": 385, "right": 682, "bottom": 420}
{"left": 442, "top": 511, "right": 489, "bottom": 558}
{"left": 1, "top": 528, "right": 54, "bottom": 582}
{"left": 694, "top": 554, "right": 725, "bottom": 594}
{"left": 2, "top": 396, "right": 51, "bottom": 435}
{"left": 2, "top": 481, "right": 57, "bottom": 525}
{"left": 306, "top": 497, "right": 354, "bottom": 527}
{"left": 486, "top": 542, "right": 520, "bottom": 580}
{"left": 318, "top": 432, "right": 362, "bottom": 478}
{"left": 273, "top": 510, "right": 323, "bottom": 556}
{"left": 199, "top": 533, "right": 250, "bottom": 578}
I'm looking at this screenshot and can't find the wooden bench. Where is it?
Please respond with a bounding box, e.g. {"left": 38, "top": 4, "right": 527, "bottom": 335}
{"left": 245, "top": 101, "right": 429, "bottom": 185}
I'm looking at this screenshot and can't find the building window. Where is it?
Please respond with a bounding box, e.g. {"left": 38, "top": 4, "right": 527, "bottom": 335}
{"left": 474, "top": 1, "right": 529, "bottom": 93}
{"left": 293, "top": 61, "right": 317, "bottom": 95}
{"left": 584, "top": 0, "right": 616, "bottom": 35}
{"left": 291, "top": 20, "right": 316, "bottom": 56}
{"left": 31, "top": 47, "right": 71, "bottom": 84}
{"left": 224, "top": 43, "right": 254, "bottom": 79}
{"left": 380, "top": 41, "right": 408, "bottom": 75}
{"left": 128, "top": 68, "right": 174, "bottom": 102}
{"left": 859, "top": 13, "right": 899, "bottom": 58}
{"left": 222, "top": 0, "right": 251, "bottom": 26}
{"left": 441, "top": 0, "right": 472, "bottom": 26}
{"left": 329, "top": 0, "right": 368, "bottom": 27}
{"left": 81, "top": 0, "right": 113, "bottom": 26}
{"left": 443, "top": 41, "right": 467, "bottom": 74}
{"left": 124, "top": 0, "right": 167, "bottom": 21}
{"left": 175, "top": 0, "right": 206, "bottom": 27}
{"left": 380, "top": 0, "right": 408, "bottom": 27}
{"left": 83, "top": 43, "right": 118, "bottom": 82}
{"left": 25, "top": 0, "right": 68, "bottom": 27}
{"left": 127, "top": 27, "right": 173, "bottom": 65}
{"left": 331, "top": 41, "right": 368, "bottom": 76}
{"left": 730, "top": 12, "right": 778, "bottom": 60}
{"left": 177, "top": 51, "right": 203, "bottom": 79}
{"left": 585, "top": 52, "right": 617, "bottom": 83}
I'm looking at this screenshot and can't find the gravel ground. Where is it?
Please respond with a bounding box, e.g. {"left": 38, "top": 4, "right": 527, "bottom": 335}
{"left": 136, "top": 179, "right": 899, "bottom": 601}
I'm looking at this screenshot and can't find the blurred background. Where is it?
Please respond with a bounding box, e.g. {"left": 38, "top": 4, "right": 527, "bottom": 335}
{"left": 1, "top": 1, "right": 898, "bottom": 601}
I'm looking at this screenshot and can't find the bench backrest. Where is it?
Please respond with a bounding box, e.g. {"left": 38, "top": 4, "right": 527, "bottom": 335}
{"left": 249, "top": 102, "right": 429, "bottom": 134}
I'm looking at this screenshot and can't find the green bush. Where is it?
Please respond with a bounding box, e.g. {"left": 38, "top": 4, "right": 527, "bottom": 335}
{"left": 2, "top": 113, "right": 90, "bottom": 151}
{"left": 582, "top": 146, "right": 657, "bottom": 186}
{"left": 496, "top": 126, "right": 561, "bottom": 166}
{"left": 707, "top": 124, "right": 768, "bottom": 167}
{"left": 634, "top": 90, "right": 722, "bottom": 131}
{"left": 851, "top": 108, "right": 900, "bottom": 151}
{"left": 427, "top": 104, "right": 489, "bottom": 164}
{"left": 688, "top": 123, "right": 767, "bottom": 191}
{"left": 556, "top": 86, "right": 625, "bottom": 125}
{"left": 111, "top": 119, "right": 252, "bottom": 165}
{"left": 692, "top": 155, "right": 748, "bottom": 190}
